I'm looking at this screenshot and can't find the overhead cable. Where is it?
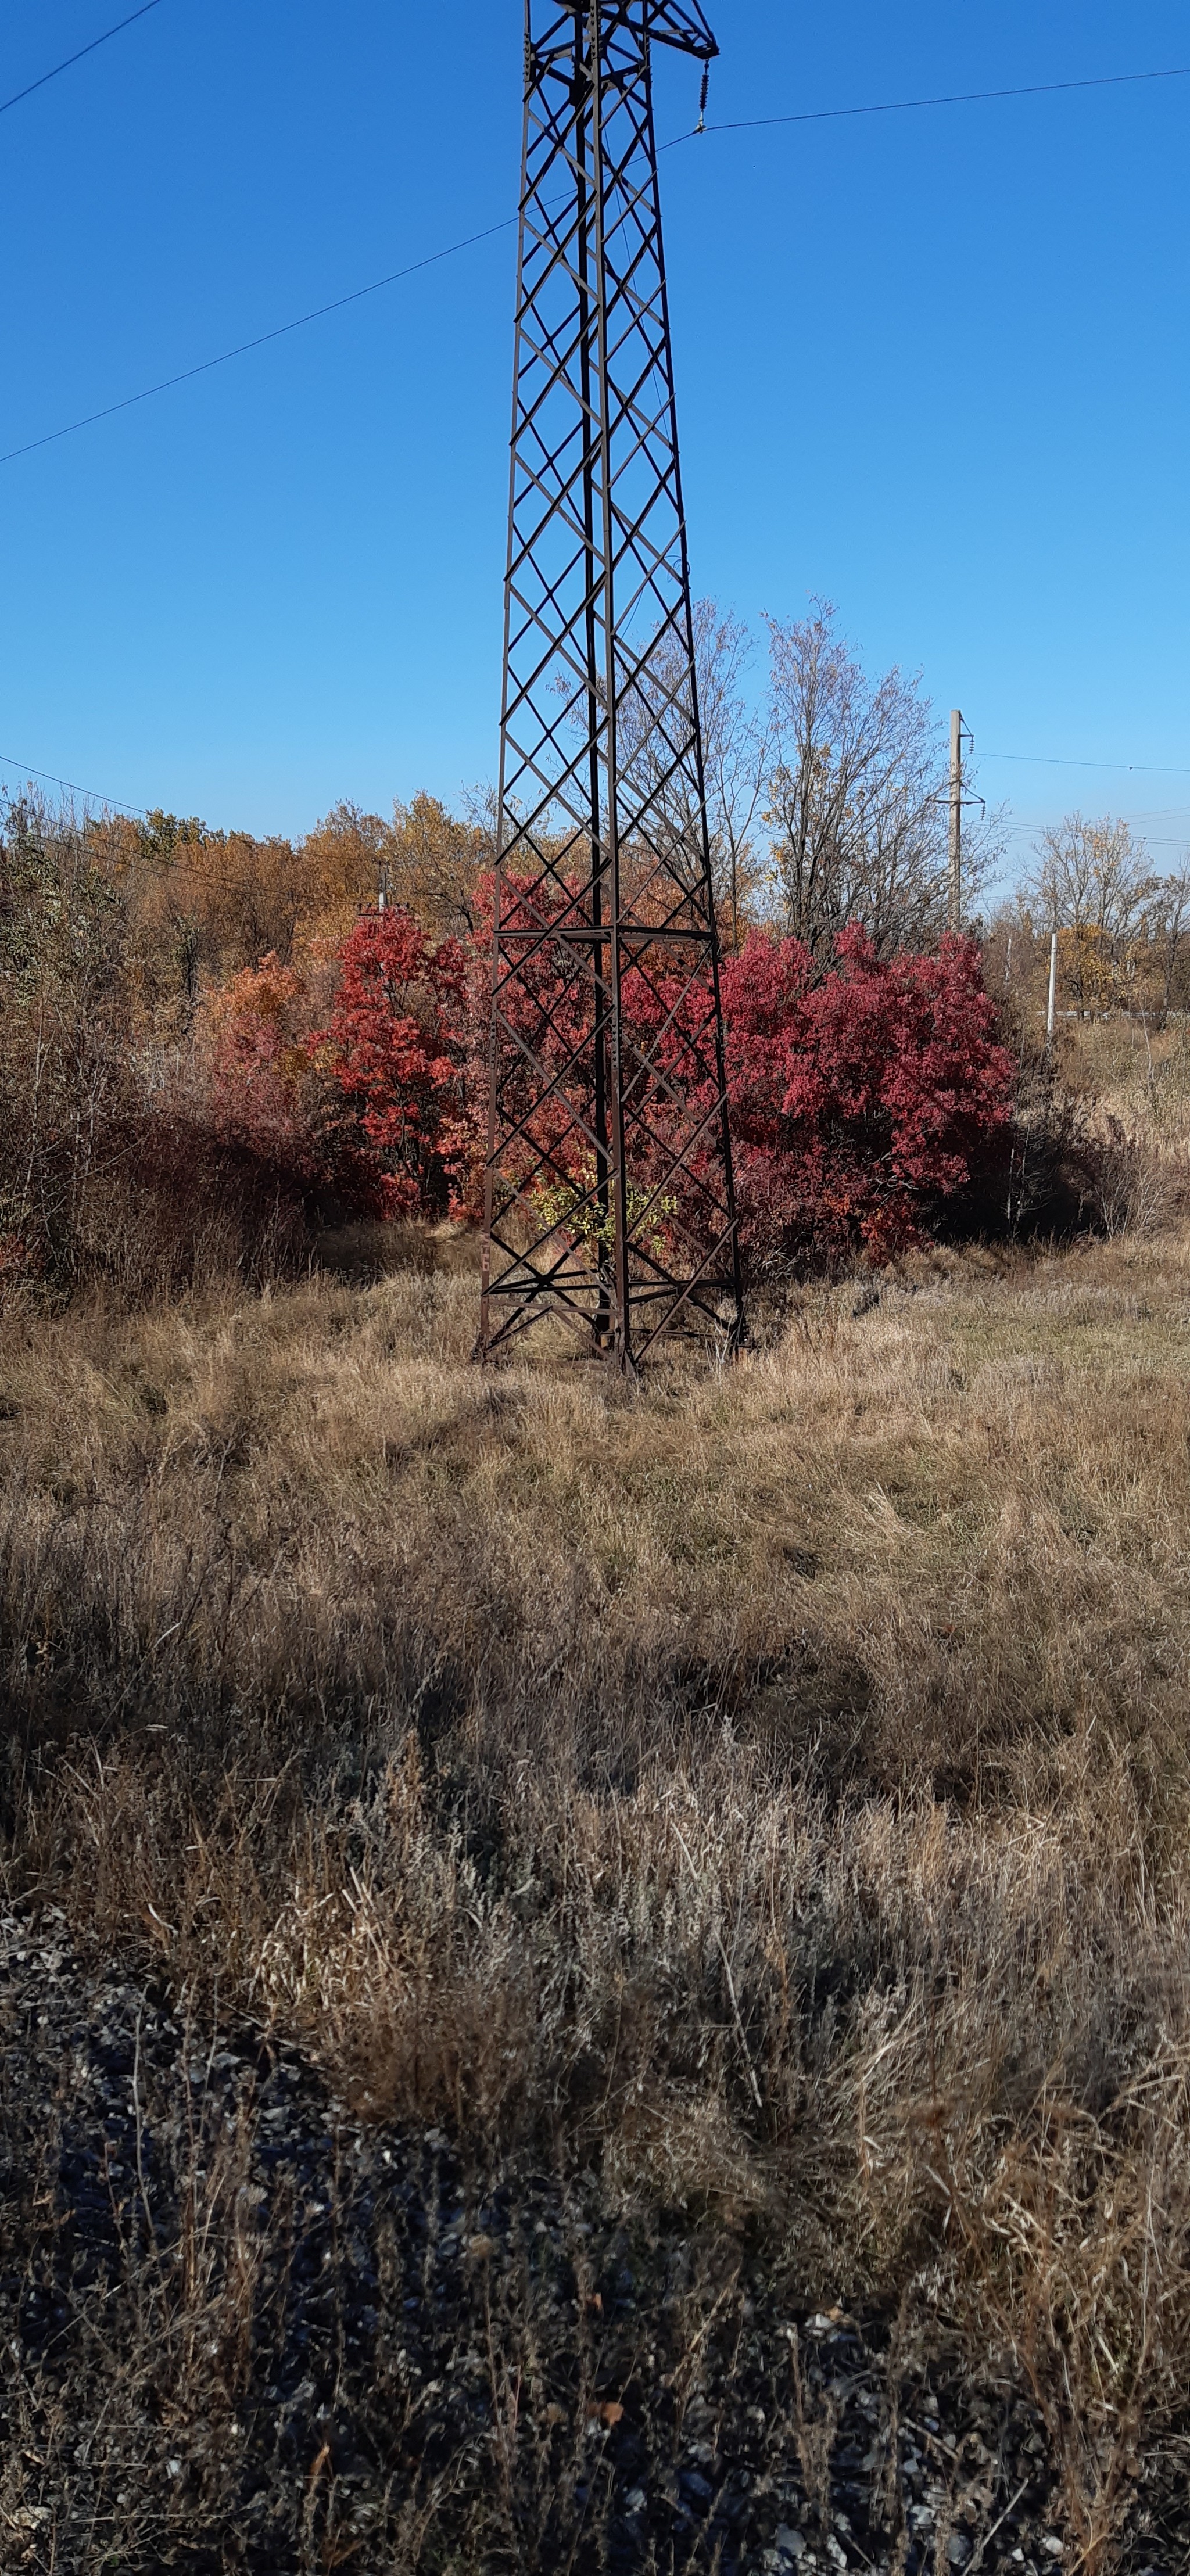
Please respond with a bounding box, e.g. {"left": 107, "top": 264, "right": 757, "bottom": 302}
{"left": 0, "top": 1, "right": 169, "bottom": 120}
{"left": 5, "top": 61, "right": 1190, "bottom": 467}
{"left": 0, "top": 751, "right": 149, "bottom": 816}
{"left": 686, "top": 60, "right": 1190, "bottom": 148}
{"left": 0, "top": 217, "right": 518, "bottom": 466}
{"left": 981, "top": 750, "right": 1190, "bottom": 776}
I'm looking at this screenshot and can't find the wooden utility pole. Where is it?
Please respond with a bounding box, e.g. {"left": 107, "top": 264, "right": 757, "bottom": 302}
{"left": 948, "top": 709, "right": 963, "bottom": 934}
{"left": 1046, "top": 928, "right": 1059, "bottom": 1047}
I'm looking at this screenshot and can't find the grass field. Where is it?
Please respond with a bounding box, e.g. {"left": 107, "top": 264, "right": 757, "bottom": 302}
{"left": 3, "top": 1225, "right": 1190, "bottom": 2568}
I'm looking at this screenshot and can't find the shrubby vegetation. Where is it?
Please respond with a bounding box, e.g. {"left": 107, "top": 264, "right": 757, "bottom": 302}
{"left": 5, "top": 602, "right": 1189, "bottom": 1303}
{"left": 0, "top": 785, "right": 482, "bottom": 1294}
{"left": 6, "top": 603, "right": 1189, "bottom": 1314}
{"left": 722, "top": 926, "right": 1015, "bottom": 1264}
{"left": 0, "top": 796, "right": 1020, "bottom": 1301}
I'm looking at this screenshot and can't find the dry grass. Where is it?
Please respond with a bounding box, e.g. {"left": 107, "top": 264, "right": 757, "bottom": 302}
{"left": 1056, "top": 1018, "right": 1190, "bottom": 1237}
{"left": 3, "top": 1225, "right": 1190, "bottom": 2564}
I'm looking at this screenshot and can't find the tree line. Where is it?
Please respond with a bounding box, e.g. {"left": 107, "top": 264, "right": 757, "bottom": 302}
{"left": 1, "top": 598, "right": 1182, "bottom": 1299}
{"left": 1001, "top": 816, "right": 1190, "bottom": 1022}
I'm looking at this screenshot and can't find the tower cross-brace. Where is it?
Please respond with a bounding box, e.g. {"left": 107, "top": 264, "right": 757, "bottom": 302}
{"left": 478, "top": 0, "right": 744, "bottom": 1366}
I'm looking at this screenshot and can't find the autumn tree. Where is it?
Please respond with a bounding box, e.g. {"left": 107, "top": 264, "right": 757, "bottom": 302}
{"left": 694, "top": 601, "right": 772, "bottom": 950}
{"left": 762, "top": 602, "right": 1001, "bottom": 961}
{"left": 1026, "top": 812, "right": 1155, "bottom": 943}
{"left": 201, "top": 955, "right": 327, "bottom": 1184}
{"left": 112, "top": 808, "right": 328, "bottom": 1011}
{"left": 298, "top": 802, "right": 391, "bottom": 939}
{"left": 1021, "top": 814, "right": 1158, "bottom": 1013}
{"left": 1145, "top": 866, "right": 1190, "bottom": 1021}
{"left": 388, "top": 791, "right": 491, "bottom": 938}
{"left": 0, "top": 789, "right": 137, "bottom": 1281}
{"left": 298, "top": 794, "right": 490, "bottom": 943}
{"left": 612, "top": 601, "right": 770, "bottom": 951}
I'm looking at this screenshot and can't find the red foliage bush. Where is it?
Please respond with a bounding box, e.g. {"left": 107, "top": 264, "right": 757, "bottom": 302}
{"left": 457, "top": 891, "right": 1012, "bottom": 1271}
{"left": 194, "top": 914, "right": 474, "bottom": 1232}
{"left": 314, "top": 910, "right": 470, "bottom": 1218}
{"left": 190, "top": 912, "right": 1014, "bottom": 1275}
{"left": 722, "top": 927, "right": 1016, "bottom": 1268}
{"left": 458, "top": 871, "right": 729, "bottom": 1261}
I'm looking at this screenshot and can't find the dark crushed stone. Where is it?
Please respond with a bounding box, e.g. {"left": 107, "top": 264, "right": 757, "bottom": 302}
{"left": 1, "top": 1907, "right": 1182, "bottom": 2574}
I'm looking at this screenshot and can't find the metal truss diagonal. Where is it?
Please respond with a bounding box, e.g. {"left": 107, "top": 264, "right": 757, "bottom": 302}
{"left": 478, "top": 0, "right": 743, "bottom": 1369}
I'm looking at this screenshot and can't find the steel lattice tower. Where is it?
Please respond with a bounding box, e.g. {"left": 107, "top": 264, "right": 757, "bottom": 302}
{"left": 478, "top": 0, "right": 744, "bottom": 1367}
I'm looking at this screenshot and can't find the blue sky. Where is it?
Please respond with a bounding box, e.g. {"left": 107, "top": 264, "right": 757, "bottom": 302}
{"left": 2, "top": 1, "right": 1189, "bottom": 878}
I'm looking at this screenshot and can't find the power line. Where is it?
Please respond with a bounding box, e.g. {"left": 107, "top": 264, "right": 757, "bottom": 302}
{"left": 5, "top": 60, "right": 1190, "bottom": 468}
{"left": 687, "top": 60, "right": 1190, "bottom": 147}
{"left": 0, "top": 759, "right": 334, "bottom": 888}
{"left": 982, "top": 751, "right": 1190, "bottom": 776}
{"left": 5, "top": 766, "right": 1189, "bottom": 856}
{"left": 1003, "top": 828, "right": 1190, "bottom": 851}
{"left": 0, "top": 217, "right": 518, "bottom": 467}
{"left": 0, "top": 765, "right": 418, "bottom": 903}
{"left": 0, "top": 752, "right": 149, "bottom": 817}
{"left": 0, "top": 0, "right": 169, "bottom": 120}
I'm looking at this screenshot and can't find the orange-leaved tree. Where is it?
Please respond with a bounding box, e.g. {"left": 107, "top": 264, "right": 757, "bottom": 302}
{"left": 201, "top": 954, "right": 330, "bottom": 1187}
{"left": 198, "top": 952, "right": 388, "bottom": 1225}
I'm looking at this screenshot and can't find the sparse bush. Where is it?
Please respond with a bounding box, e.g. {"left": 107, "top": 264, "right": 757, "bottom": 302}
{"left": 1079, "top": 1113, "right": 1175, "bottom": 1238}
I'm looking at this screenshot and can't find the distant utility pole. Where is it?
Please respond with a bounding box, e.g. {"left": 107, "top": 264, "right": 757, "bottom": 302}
{"left": 949, "top": 711, "right": 963, "bottom": 935}
{"left": 947, "top": 712, "right": 984, "bottom": 937}
{"left": 1046, "top": 928, "right": 1059, "bottom": 1047}
{"left": 948, "top": 705, "right": 973, "bottom": 937}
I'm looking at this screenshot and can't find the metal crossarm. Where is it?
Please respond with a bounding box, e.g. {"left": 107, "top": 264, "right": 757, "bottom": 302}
{"left": 479, "top": 0, "right": 744, "bottom": 1368}
{"left": 641, "top": 3, "right": 718, "bottom": 60}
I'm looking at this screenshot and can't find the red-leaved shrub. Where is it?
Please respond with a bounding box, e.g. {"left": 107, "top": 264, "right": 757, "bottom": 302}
{"left": 722, "top": 927, "right": 1016, "bottom": 1268}
{"left": 315, "top": 910, "right": 470, "bottom": 1217}
{"left": 460, "top": 871, "right": 732, "bottom": 1265}
{"left": 456, "top": 894, "right": 1013, "bottom": 1273}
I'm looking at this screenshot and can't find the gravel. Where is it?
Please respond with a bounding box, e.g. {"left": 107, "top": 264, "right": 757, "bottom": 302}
{"left": 2, "top": 1906, "right": 1184, "bottom": 2574}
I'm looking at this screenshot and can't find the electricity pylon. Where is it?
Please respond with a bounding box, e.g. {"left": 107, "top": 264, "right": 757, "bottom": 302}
{"left": 478, "top": 0, "right": 744, "bottom": 1367}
